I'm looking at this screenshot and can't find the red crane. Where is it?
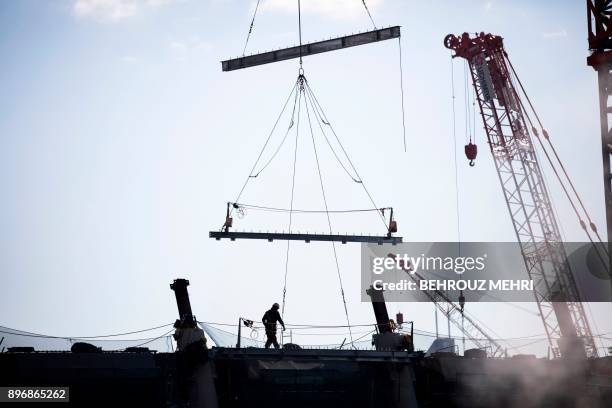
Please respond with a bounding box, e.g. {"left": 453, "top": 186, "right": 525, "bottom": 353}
{"left": 444, "top": 33, "right": 598, "bottom": 358}
{"left": 587, "top": 0, "right": 612, "bottom": 280}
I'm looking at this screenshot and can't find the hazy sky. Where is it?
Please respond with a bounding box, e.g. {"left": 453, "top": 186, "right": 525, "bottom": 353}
{"left": 1, "top": 0, "right": 610, "bottom": 356}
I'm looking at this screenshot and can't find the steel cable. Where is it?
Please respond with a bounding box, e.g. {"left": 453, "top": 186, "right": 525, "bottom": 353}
{"left": 242, "top": 0, "right": 262, "bottom": 56}
{"left": 225, "top": 80, "right": 298, "bottom": 229}
{"left": 281, "top": 89, "right": 303, "bottom": 321}
{"left": 304, "top": 91, "right": 355, "bottom": 347}
{"left": 304, "top": 80, "right": 389, "bottom": 229}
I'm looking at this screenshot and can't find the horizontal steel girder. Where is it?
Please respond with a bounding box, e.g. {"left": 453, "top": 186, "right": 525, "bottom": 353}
{"left": 221, "top": 26, "right": 401, "bottom": 72}
{"left": 209, "top": 231, "right": 402, "bottom": 245}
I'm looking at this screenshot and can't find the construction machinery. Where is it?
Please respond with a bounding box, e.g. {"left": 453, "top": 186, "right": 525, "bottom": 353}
{"left": 587, "top": 0, "right": 612, "bottom": 279}
{"left": 366, "top": 284, "right": 414, "bottom": 352}
{"left": 386, "top": 253, "right": 506, "bottom": 357}
{"left": 445, "top": 33, "right": 598, "bottom": 358}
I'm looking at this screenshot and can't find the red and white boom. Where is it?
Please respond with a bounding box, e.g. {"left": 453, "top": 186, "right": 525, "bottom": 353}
{"left": 445, "top": 33, "right": 597, "bottom": 358}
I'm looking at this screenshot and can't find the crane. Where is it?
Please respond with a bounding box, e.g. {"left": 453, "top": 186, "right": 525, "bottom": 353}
{"left": 387, "top": 253, "right": 505, "bottom": 357}
{"left": 587, "top": 0, "right": 612, "bottom": 282}
{"left": 444, "top": 32, "right": 598, "bottom": 359}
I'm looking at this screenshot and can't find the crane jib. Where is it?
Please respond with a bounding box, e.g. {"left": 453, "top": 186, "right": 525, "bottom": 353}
{"left": 445, "top": 32, "right": 599, "bottom": 359}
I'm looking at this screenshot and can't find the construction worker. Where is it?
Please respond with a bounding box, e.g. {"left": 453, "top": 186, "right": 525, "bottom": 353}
{"left": 262, "top": 303, "right": 285, "bottom": 349}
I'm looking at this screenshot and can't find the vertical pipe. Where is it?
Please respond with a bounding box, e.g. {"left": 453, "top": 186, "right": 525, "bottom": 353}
{"left": 170, "top": 279, "right": 195, "bottom": 327}
{"left": 435, "top": 307, "right": 439, "bottom": 338}
{"left": 447, "top": 305, "right": 451, "bottom": 339}
{"left": 237, "top": 318, "right": 242, "bottom": 349}
{"left": 596, "top": 66, "right": 612, "bottom": 293}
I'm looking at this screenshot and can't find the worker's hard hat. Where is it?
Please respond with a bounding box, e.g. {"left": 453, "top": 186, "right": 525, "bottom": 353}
{"left": 272, "top": 303, "right": 280, "bottom": 309}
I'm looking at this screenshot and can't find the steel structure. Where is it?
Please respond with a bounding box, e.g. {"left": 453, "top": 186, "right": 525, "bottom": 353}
{"left": 388, "top": 254, "right": 505, "bottom": 357}
{"left": 587, "top": 0, "right": 612, "bottom": 275}
{"left": 445, "top": 33, "right": 597, "bottom": 358}
{"left": 210, "top": 231, "right": 402, "bottom": 245}
{"left": 222, "top": 26, "right": 400, "bottom": 72}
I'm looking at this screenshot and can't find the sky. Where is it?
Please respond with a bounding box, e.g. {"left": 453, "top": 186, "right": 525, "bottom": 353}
{"left": 0, "top": 0, "right": 610, "bottom": 356}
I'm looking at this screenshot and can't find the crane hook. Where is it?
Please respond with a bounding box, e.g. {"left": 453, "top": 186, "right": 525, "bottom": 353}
{"left": 465, "top": 142, "right": 477, "bottom": 167}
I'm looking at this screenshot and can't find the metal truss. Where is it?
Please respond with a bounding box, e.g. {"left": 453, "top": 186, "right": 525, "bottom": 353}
{"left": 446, "top": 33, "right": 598, "bottom": 358}
{"left": 587, "top": 1, "right": 612, "bottom": 289}
{"left": 390, "top": 254, "right": 505, "bottom": 357}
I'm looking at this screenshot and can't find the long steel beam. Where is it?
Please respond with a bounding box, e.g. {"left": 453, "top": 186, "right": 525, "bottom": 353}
{"left": 221, "top": 26, "right": 400, "bottom": 72}
{"left": 209, "top": 231, "right": 402, "bottom": 245}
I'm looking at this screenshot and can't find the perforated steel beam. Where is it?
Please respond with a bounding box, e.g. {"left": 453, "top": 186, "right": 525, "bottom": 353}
{"left": 209, "top": 231, "right": 402, "bottom": 245}
{"left": 221, "top": 26, "right": 400, "bottom": 72}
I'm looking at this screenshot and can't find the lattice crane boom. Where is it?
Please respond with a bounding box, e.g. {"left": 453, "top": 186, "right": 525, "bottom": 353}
{"left": 388, "top": 254, "right": 505, "bottom": 357}
{"left": 587, "top": 0, "right": 612, "bottom": 288}
{"left": 445, "top": 33, "right": 598, "bottom": 359}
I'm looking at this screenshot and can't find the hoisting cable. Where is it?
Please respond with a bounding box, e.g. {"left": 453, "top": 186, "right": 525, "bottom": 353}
{"left": 304, "top": 87, "right": 355, "bottom": 347}
{"left": 281, "top": 85, "right": 303, "bottom": 320}
{"left": 223, "top": 79, "right": 298, "bottom": 229}
{"left": 398, "top": 37, "right": 407, "bottom": 152}
{"left": 298, "top": 0, "right": 303, "bottom": 68}
{"left": 514, "top": 89, "right": 609, "bottom": 268}
{"left": 466, "top": 59, "right": 475, "bottom": 144}
{"left": 506, "top": 61, "right": 610, "bottom": 265}
{"left": 511, "top": 80, "right": 609, "bottom": 270}
{"left": 303, "top": 84, "right": 362, "bottom": 183}
{"left": 360, "top": 0, "right": 377, "bottom": 29}
{"left": 451, "top": 56, "right": 461, "bottom": 244}
{"left": 506, "top": 55, "right": 608, "bottom": 250}
{"left": 472, "top": 82, "right": 477, "bottom": 143}
{"left": 229, "top": 202, "right": 392, "bottom": 214}
{"left": 464, "top": 59, "right": 470, "bottom": 144}
{"left": 453, "top": 58, "right": 466, "bottom": 353}
{"left": 251, "top": 85, "right": 300, "bottom": 178}
{"left": 304, "top": 80, "right": 388, "bottom": 229}
{"left": 242, "top": 0, "right": 262, "bottom": 56}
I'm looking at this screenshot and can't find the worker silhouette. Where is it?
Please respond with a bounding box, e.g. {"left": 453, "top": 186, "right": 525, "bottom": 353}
{"left": 262, "top": 303, "right": 285, "bottom": 349}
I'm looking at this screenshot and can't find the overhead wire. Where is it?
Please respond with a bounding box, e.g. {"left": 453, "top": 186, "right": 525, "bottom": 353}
{"left": 119, "top": 329, "right": 175, "bottom": 351}
{"left": 0, "top": 323, "right": 173, "bottom": 340}
{"left": 6, "top": 323, "right": 609, "bottom": 346}
{"left": 198, "top": 321, "right": 612, "bottom": 344}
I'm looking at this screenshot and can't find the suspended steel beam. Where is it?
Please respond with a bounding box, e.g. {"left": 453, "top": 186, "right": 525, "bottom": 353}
{"left": 221, "top": 26, "right": 401, "bottom": 72}
{"left": 209, "top": 231, "right": 402, "bottom": 245}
